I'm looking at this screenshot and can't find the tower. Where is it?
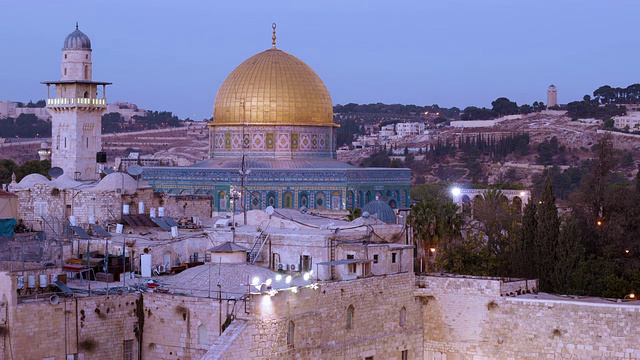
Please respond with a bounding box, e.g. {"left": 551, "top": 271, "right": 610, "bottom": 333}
{"left": 547, "top": 85, "right": 558, "bottom": 108}
{"left": 42, "top": 24, "right": 111, "bottom": 180}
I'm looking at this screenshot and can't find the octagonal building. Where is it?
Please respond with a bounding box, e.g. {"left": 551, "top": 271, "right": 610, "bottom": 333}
{"left": 143, "top": 27, "right": 410, "bottom": 213}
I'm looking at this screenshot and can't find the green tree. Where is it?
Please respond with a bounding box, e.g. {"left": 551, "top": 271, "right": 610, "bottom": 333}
{"left": 513, "top": 200, "right": 537, "bottom": 279}
{"left": 534, "top": 175, "right": 560, "bottom": 292}
{"left": 491, "top": 97, "right": 519, "bottom": 117}
{"left": 470, "top": 189, "right": 521, "bottom": 276}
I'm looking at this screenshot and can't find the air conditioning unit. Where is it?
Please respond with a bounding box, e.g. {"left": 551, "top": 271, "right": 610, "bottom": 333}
{"left": 290, "top": 263, "right": 299, "bottom": 272}
{"left": 278, "top": 263, "right": 287, "bottom": 271}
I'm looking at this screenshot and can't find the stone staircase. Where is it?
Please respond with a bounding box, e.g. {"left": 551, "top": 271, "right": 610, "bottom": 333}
{"left": 201, "top": 319, "right": 249, "bottom": 360}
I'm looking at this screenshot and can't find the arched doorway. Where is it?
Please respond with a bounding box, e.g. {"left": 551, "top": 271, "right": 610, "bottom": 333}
{"left": 331, "top": 191, "right": 341, "bottom": 210}
{"left": 219, "top": 191, "right": 227, "bottom": 211}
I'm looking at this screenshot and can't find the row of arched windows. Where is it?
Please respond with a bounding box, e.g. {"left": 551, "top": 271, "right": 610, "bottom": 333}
{"left": 215, "top": 188, "right": 410, "bottom": 211}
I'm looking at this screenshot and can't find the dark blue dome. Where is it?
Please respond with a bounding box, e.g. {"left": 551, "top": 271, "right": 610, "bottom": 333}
{"left": 362, "top": 200, "right": 396, "bottom": 224}
{"left": 63, "top": 24, "right": 91, "bottom": 50}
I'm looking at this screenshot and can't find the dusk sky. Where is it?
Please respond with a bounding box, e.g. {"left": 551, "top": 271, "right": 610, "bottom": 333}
{"left": 1, "top": 0, "right": 638, "bottom": 120}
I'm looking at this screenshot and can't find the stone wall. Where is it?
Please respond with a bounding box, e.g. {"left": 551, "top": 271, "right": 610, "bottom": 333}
{"left": 141, "top": 293, "right": 224, "bottom": 359}
{"left": 4, "top": 291, "right": 140, "bottom": 360}
{"left": 420, "top": 275, "right": 640, "bottom": 359}
{"left": 221, "top": 272, "right": 423, "bottom": 359}
{"left": 161, "top": 195, "right": 213, "bottom": 221}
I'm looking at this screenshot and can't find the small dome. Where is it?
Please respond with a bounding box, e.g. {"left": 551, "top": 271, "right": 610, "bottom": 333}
{"left": 213, "top": 48, "right": 333, "bottom": 127}
{"left": 362, "top": 200, "right": 396, "bottom": 224}
{"left": 15, "top": 173, "right": 50, "bottom": 189}
{"left": 94, "top": 172, "right": 139, "bottom": 192}
{"left": 63, "top": 24, "right": 92, "bottom": 50}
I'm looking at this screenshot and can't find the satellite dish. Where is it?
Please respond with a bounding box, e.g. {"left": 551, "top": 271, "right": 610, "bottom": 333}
{"left": 265, "top": 206, "right": 274, "bottom": 215}
{"left": 126, "top": 164, "right": 143, "bottom": 176}
{"left": 48, "top": 167, "right": 64, "bottom": 179}
{"left": 299, "top": 206, "right": 307, "bottom": 214}
{"left": 103, "top": 168, "right": 115, "bottom": 175}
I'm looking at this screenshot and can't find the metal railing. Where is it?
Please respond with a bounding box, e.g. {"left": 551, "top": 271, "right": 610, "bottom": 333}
{"left": 46, "top": 98, "right": 106, "bottom": 106}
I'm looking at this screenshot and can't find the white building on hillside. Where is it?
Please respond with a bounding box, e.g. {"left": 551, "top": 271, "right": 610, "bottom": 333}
{"left": 395, "top": 122, "right": 426, "bottom": 136}
{"left": 613, "top": 112, "right": 640, "bottom": 130}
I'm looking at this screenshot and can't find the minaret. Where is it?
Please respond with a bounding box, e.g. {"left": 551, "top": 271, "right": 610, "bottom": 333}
{"left": 547, "top": 85, "right": 558, "bottom": 108}
{"left": 42, "top": 24, "right": 111, "bottom": 180}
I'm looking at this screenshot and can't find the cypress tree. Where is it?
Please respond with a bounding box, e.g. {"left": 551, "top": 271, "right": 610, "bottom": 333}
{"left": 513, "top": 199, "right": 537, "bottom": 279}
{"left": 534, "top": 174, "right": 560, "bottom": 292}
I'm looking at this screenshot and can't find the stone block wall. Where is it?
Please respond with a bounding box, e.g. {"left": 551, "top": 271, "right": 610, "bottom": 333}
{"left": 160, "top": 195, "right": 213, "bottom": 220}
{"left": 4, "top": 293, "right": 140, "bottom": 360}
{"left": 141, "top": 293, "right": 222, "bottom": 360}
{"left": 222, "top": 272, "right": 423, "bottom": 359}
{"left": 420, "top": 275, "right": 640, "bottom": 359}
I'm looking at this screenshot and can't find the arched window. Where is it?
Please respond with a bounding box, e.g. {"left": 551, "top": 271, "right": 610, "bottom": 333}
{"left": 287, "top": 320, "right": 295, "bottom": 346}
{"left": 283, "top": 192, "right": 293, "bottom": 209}
{"left": 83, "top": 91, "right": 89, "bottom": 98}
{"left": 64, "top": 68, "right": 67, "bottom": 76}
{"left": 251, "top": 192, "right": 261, "bottom": 210}
{"left": 198, "top": 324, "right": 208, "bottom": 345}
{"left": 315, "top": 192, "right": 325, "bottom": 209}
{"left": 267, "top": 192, "right": 277, "bottom": 208}
{"left": 84, "top": 65, "right": 89, "bottom": 80}
{"left": 299, "top": 192, "right": 309, "bottom": 208}
{"left": 400, "top": 307, "right": 406, "bottom": 327}
{"left": 346, "top": 305, "right": 354, "bottom": 329}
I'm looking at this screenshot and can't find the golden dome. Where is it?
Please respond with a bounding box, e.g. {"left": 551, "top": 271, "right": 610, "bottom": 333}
{"left": 212, "top": 48, "right": 334, "bottom": 127}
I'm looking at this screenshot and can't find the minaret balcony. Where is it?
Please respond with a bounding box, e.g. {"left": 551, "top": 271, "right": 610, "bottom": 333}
{"left": 46, "top": 98, "right": 106, "bottom": 108}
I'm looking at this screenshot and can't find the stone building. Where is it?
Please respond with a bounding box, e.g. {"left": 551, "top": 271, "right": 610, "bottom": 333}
{"left": 42, "top": 24, "right": 111, "bottom": 181}
{"left": 547, "top": 84, "right": 558, "bottom": 108}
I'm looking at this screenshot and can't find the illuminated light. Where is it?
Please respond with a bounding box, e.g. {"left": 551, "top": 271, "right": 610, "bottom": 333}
{"left": 631, "top": 293, "right": 636, "bottom": 299}
{"left": 285, "top": 275, "right": 292, "bottom": 284}
{"left": 597, "top": 220, "right": 603, "bottom": 227}
{"left": 268, "top": 289, "right": 278, "bottom": 297}
{"left": 429, "top": 248, "right": 436, "bottom": 253}
{"left": 307, "top": 283, "right": 319, "bottom": 290}
{"left": 451, "top": 188, "right": 461, "bottom": 196}
{"left": 625, "top": 249, "right": 630, "bottom": 254}
{"left": 291, "top": 287, "right": 298, "bottom": 293}
{"left": 275, "top": 274, "right": 282, "bottom": 281}
{"left": 265, "top": 278, "right": 272, "bottom": 286}
{"left": 520, "top": 191, "right": 526, "bottom": 196}
{"left": 303, "top": 273, "right": 310, "bottom": 281}
{"left": 251, "top": 276, "right": 260, "bottom": 286}
{"left": 309, "top": 270, "right": 313, "bottom": 275}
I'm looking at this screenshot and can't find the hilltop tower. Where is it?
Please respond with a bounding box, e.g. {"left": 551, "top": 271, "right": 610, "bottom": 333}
{"left": 42, "top": 24, "right": 111, "bottom": 180}
{"left": 547, "top": 84, "right": 558, "bottom": 108}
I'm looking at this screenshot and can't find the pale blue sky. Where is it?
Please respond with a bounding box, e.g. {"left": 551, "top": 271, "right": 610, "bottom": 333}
{"left": 1, "top": 0, "right": 637, "bottom": 119}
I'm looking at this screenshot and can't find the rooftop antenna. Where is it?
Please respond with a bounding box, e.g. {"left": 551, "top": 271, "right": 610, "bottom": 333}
{"left": 271, "top": 23, "right": 277, "bottom": 49}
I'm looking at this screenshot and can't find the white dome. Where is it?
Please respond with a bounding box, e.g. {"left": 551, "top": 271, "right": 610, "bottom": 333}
{"left": 93, "top": 172, "right": 138, "bottom": 193}
{"left": 15, "top": 174, "right": 50, "bottom": 189}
